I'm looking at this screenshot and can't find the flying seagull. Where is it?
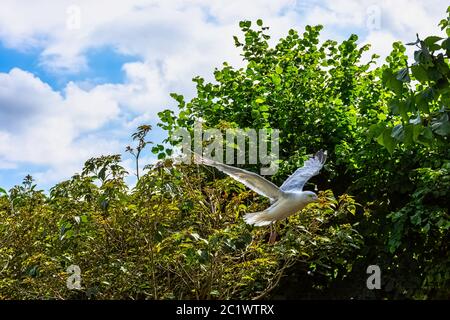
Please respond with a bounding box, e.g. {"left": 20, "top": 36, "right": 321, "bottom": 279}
{"left": 193, "top": 150, "right": 327, "bottom": 227}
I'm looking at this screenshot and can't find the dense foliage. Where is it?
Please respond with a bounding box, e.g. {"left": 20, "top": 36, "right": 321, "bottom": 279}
{"left": 1, "top": 8, "right": 449, "bottom": 299}
{"left": 0, "top": 164, "right": 361, "bottom": 299}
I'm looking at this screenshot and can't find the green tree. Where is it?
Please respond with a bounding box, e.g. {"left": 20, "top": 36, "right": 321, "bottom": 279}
{"left": 126, "top": 124, "right": 153, "bottom": 181}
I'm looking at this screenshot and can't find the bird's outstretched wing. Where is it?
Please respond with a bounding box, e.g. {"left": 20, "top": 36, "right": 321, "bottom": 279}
{"left": 280, "top": 150, "right": 327, "bottom": 192}
{"left": 194, "top": 153, "right": 281, "bottom": 202}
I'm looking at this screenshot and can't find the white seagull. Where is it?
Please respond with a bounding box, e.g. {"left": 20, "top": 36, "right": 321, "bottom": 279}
{"left": 194, "top": 150, "right": 327, "bottom": 227}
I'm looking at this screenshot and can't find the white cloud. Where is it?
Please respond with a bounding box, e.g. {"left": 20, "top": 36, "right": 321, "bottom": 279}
{"left": 0, "top": 0, "right": 302, "bottom": 75}
{"left": 361, "top": 30, "right": 399, "bottom": 63}
{"left": 64, "top": 82, "right": 120, "bottom": 130}
{"left": 1, "top": 1, "right": 447, "bottom": 73}
{"left": 114, "top": 62, "right": 171, "bottom": 114}
{"left": 0, "top": 64, "right": 176, "bottom": 186}
{"left": 303, "top": 1, "right": 366, "bottom": 28}
{"left": 0, "top": 68, "right": 120, "bottom": 184}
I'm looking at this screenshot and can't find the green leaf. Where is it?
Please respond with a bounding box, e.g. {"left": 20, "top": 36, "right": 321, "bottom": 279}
{"left": 259, "top": 104, "right": 269, "bottom": 112}
{"left": 376, "top": 128, "right": 396, "bottom": 154}
{"left": 382, "top": 69, "right": 403, "bottom": 94}
{"left": 368, "top": 123, "right": 384, "bottom": 140}
{"left": 442, "top": 37, "right": 450, "bottom": 51}
{"left": 256, "top": 19, "right": 263, "bottom": 27}
{"left": 414, "top": 48, "right": 433, "bottom": 67}
{"left": 98, "top": 167, "right": 106, "bottom": 181}
{"left": 275, "top": 65, "right": 283, "bottom": 74}
{"left": 152, "top": 144, "right": 164, "bottom": 154}
{"left": 412, "top": 124, "right": 422, "bottom": 142}
{"left": 388, "top": 99, "right": 409, "bottom": 121}
{"left": 403, "top": 124, "right": 414, "bottom": 145}
{"left": 210, "top": 290, "right": 220, "bottom": 297}
{"left": 415, "top": 88, "right": 434, "bottom": 113}
{"left": 411, "top": 212, "right": 421, "bottom": 225}
{"left": 425, "top": 67, "right": 443, "bottom": 81}
{"left": 233, "top": 35, "right": 241, "bottom": 47}
{"left": 417, "top": 126, "right": 433, "bottom": 145}
{"left": 414, "top": 50, "right": 423, "bottom": 63}
{"left": 170, "top": 93, "right": 185, "bottom": 107}
{"left": 271, "top": 74, "right": 281, "bottom": 86}
{"left": 436, "top": 54, "right": 450, "bottom": 74}
{"left": 411, "top": 64, "right": 429, "bottom": 82}
{"left": 0, "top": 187, "right": 6, "bottom": 195}
{"left": 423, "top": 36, "right": 443, "bottom": 51}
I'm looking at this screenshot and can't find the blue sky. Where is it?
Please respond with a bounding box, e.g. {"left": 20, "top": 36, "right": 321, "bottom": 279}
{"left": 0, "top": 0, "right": 447, "bottom": 191}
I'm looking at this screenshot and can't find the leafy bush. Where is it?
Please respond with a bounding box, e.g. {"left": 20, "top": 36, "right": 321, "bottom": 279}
{"left": 0, "top": 159, "right": 361, "bottom": 299}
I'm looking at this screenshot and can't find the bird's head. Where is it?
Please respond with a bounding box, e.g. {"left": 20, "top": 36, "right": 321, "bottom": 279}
{"left": 303, "top": 191, "right": 318, "bottom": 203}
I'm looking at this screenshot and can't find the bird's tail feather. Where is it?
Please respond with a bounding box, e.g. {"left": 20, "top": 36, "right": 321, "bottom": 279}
{"left": 244, "top": 211, "right": 272, "bottom": 226}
